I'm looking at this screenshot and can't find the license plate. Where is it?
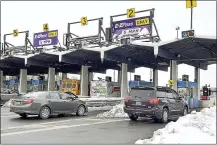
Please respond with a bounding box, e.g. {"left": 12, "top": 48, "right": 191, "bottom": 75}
{"left": 136, "top": 102, "right": 141, "bottom": 105}
{"left": 15, "top": 102, "right": 21, "bottom": 105}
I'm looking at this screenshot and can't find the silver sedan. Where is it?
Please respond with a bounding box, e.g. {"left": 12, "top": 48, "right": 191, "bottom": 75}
{"left": 9, "top": 91, "right": 88, "bottom": 119}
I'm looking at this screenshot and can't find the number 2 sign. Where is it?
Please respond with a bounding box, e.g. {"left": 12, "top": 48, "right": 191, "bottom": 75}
{"left": 127, "top": 8, "right": 135, "bottom": 18}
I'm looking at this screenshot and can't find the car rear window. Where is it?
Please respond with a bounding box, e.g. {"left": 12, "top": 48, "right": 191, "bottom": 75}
{"left": 130, "top": 88, "right": 155, "bottom": 98}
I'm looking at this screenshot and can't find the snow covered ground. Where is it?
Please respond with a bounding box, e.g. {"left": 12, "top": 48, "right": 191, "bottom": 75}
{"left": 135, "top": 106, "right": 216, "bottom": 144}
{"left": 96, "top": 104, "right": 129, "bottom": 118}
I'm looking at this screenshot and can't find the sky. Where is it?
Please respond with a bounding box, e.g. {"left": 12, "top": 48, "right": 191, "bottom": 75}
{"left": 1, "top": 1, "right": 216, "bottom": 87}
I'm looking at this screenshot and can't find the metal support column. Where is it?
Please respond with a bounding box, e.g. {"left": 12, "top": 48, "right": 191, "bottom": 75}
{"left": 48, "top": 67, "right": 55, "bottom": 91}
{"left": 19, "top": 69, "right": 27, "bottom": 94}
{"left": 194, "top": 67, "right": 200, "bottom": 100}
{"left": 121, "top": 63, "right": 128, "bottom": 98}
{"left": 80, "top": 66, "right": 89, "bottom": 96}
{"left": 170, "top": 60, "right": 178, "bottom": 91}
{"left": 153, "top": 69, "right": 158, "bottom": 87}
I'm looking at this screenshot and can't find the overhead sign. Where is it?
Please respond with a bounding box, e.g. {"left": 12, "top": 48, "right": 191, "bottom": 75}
{"left": 112, "top": 16, "right": 151, "bottom": 39}
{"left": 127, "top": 8, "right": 135, "bottom": 18}
{"left": 13, "top": 29, "right": 18, "bottom": 37}
{"left": 33, "top": 30, "right": 58, "bottom": 47}
{"left": 43, "top": 23, "right": 49, "bottom": 32}
{"left": 80, "top": 17, "right": 88, "bottom": 26}
{"left": 182, "top": 30, "right": 194, "bottom": 38}
{"left": 168, "top": 80, "right": 174, "bottom": 86}
{"left": 186, "top": 0, "right": 197, "bottom": 8}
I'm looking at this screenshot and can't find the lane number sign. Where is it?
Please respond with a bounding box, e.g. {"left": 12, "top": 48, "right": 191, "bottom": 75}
{"left": 80, "top": 17, "right": 88, "bottom": 26}
{"left": 43, "top": 23, "right": 49, "bottom": 32}
{"left": 13, "top": 29, "right": 18, "bottom": 37}
{"left": 127, "top": 8, "right": 135, "bottom": 18}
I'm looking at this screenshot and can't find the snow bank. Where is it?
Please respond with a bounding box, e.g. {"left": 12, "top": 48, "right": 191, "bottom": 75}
{"left": 96, "top": 104, "right": 129, "bottom": 118}
{"left": 2, "top": 100, "right": 11, "bottom": 108}
{"left": 135, "top": 106, "right": 216, "bottom": 144}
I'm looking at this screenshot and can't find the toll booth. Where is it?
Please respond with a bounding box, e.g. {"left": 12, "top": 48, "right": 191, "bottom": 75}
{"left": 90, "top": 76, "right": 120, "bottom": 98}
{"left": 27, "top": 80, "right": 48, "bottom": 92}
{"left": 8, "top": 79, "right": 19, "bottom": 91}
{"left": 177, "top": 75, "right": 198, "bottom": 109}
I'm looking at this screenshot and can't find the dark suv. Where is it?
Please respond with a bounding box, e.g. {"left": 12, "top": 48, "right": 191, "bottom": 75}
{"left": 124, "top": 86, "right": 188, "bottom": 123}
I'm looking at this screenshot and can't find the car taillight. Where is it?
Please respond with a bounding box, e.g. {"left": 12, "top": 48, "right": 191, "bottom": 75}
{"left": 26, "top": 99, "right": 34, "bottom": 104}
{"left": 148, "top": 97, "right": 159, "bottom": 104}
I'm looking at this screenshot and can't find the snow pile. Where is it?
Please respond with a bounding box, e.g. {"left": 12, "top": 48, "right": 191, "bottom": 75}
{"left": 96, "top": 104, "right": 129, "bottom": 118}
{"left": 135, "top": 106, "right": 216, "bottom": 144}
{"left": 2, "top": 100, "right": 11, "bottom": 108}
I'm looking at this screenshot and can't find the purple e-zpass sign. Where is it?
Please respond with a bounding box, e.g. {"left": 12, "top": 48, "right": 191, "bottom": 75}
{"left": 112, "top": 16, "right": 151, "bottom": 39}
{"left": 33, "top": 30, "right": 58, "bottom": 47}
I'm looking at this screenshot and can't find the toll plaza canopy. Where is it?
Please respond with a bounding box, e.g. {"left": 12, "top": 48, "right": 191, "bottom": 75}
{"left": 159, "top": 35, "right": 216, "bottom": 70}
{"left": 24, "top": 51, "right": 110, "bottom": 74}
{"left": 0, "top": 56, "right": 50, "bottom": 75}
{"left": 103, "top": 43, "right": 170, "bottom": 72}
{"left": 132, "top": 35, "right": 216, "bottom": 70}
{"left": 60, "top": 48, "right": 136, "bottom": 72}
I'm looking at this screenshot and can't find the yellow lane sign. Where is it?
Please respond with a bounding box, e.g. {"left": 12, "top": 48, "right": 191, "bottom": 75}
{"left": 186, "top": 0, "right": 197, "bottom": 8}
{"left": 80, "top": 17, "right": 88, "bottom": 26}
{"left": 13, "top": 29, "right": 18, "bottom": 37}
{"left": 135, "top": 17, "right": 150, "bottom": 26}
{"left": 43, "top": 23, "right": 49, "bottom": 32}
{"left": 168, "top": 80, "right": 174, "bottom": 86}
{"left": 127, "top": 8, "right": 135, "bottom": 18}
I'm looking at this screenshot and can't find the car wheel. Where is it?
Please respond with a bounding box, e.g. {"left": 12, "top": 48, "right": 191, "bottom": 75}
{"left": 39, "top": 106, "right": 50, "bottom": 120}
{"left": 19, "top": 113, "right": 28, "bottom": 118}
{"left": 160, "top": 108, "right": 169, "bottom": 123}
{"left": 76, "top": 105, "right": 85, "bottom": 116}
{"left": 183, "top": 107, "right": 188, "bottom": 116}
{"left": 129, "top": 114, "right": 138, "bottom": 121}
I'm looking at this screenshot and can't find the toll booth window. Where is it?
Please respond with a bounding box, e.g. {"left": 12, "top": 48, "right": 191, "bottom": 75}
{"left": 67, "top": 84, "right": 72, "bottom": 88}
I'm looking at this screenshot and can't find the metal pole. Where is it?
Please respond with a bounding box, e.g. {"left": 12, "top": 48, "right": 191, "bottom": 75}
{"left": 67, "top": 23, "right": 70, "bottom": 50}
{"left": 113, "top": 70, "right": 115, "bottom": 82}
{"left": 190, "top": 0, "right": 193, "bottom": 29}
{"left": 176, "top": 30, "right": 178, "bottom": 39}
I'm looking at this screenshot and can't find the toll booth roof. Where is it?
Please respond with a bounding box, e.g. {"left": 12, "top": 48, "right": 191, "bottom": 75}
{"left": 0, "top": 56, "right": 25, "bottom": 68}
{"left": 130, "top": 36, "right": 216, "bottom": 70}
{"left": 0, "top": 66, "right": 48, "bottom": 76}
{"left": 103, "top": 44, "right": 169, "bottom": 72}
{"left": 61, "top": 48, "right": 135, "bottom": 72}
{"left": 156, "top": 36, "right": 216, "bottom": 70}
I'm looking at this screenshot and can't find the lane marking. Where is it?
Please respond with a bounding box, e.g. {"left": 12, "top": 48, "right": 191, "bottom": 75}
{"left": 1, "top": 119, "right": 126, "bottom": 136}
{"left": 0, "top": 112, "right": 15, "bottom": 115}
{"left": 1, "top": 117, "right": 117, "bottom": 131}
{"left": 1, "top": 115, "right": 19, "bottom": 118}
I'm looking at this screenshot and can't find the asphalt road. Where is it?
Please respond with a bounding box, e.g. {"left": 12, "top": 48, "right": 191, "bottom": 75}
{"left": 1, "top": 107, "right": 166, "bottom": 144}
